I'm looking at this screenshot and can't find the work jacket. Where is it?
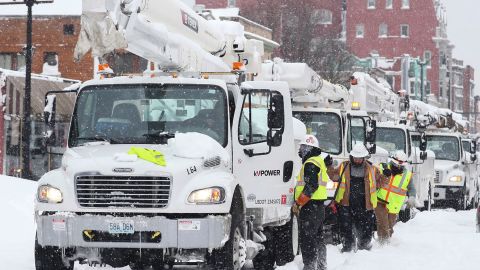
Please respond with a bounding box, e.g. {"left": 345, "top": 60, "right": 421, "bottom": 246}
{"left": 378, "top": 163, "right": 413, "bottom": 214}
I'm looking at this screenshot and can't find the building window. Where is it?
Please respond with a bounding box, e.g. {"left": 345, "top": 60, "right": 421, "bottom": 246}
{"left": 0, "top": 53, "right": 12, "bottom": 69}
{"left": 44, "top": 52, "right": 58, "bottom": 66}
{"left": 311, "top": 9, "right": 333, "bottom": 25}
{"left": 400, "top": 24, "right": 409, "bottom": 37}
{"left": 402, "top": 0, "right": 410, "bottom": 9}
{"left": 63, "top": 24, "right": 75, "bottom": 35}
{"left": 379, "top": 23, "right": 388, "bottom": 37}
{"left": 356, "top": 24, "right": 365, "bottom": 38}
{"left": 386, "top": 0, "right": 393, "bottom": 9}
{"left": 367, "top": 0, "right": 376, "bottom": 9}
{"left": 425, "top": 81, "right": 431, "bottom": 95}
{"left": 410, "top": 81, "right": 416, "bottom": 95}
{"left": 424, "top": 50, "right": 432, "bottom": 67}
{"left": 228, "top": 0, "right": 236, "bottom": 7}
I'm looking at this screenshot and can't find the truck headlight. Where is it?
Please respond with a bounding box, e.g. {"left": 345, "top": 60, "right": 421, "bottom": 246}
{"left": 38, "top": 185, "right": 63, "bottom": 203}
{"left": 326, "top": 181, "right": 338, "bottom": 190}
{"left": 449, "top": 176, "right": 462, "bottom": 182}
{"left": 188, "top": 187, "right": 225, "bottom": 204}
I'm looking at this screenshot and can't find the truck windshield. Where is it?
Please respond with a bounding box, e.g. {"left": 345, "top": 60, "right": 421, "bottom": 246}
{"left": 292, "top": 111, "right": 342, "bottom": 155}
{"left": 69, "top": 84, "right": 228, "bottom": 147}
{"left": 376, "top": 127, "right": 406, "bottom": 154}
{"left": 418, "top": 135, "right": 460, "bottom": 161}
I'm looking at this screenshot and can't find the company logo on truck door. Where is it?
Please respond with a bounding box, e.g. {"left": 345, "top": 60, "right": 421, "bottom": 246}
{"left": 181, "top": 10, "right": 198, "bottom": 33}
{"left": 254, "top": 169, "right": 281, "bottom": 177}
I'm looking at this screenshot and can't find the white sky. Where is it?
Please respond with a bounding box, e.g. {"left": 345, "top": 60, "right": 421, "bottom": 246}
{"left": 0, "top": 0, "right": 81, "bottom": 15}
{"left": 443, "top": 0, "right": 480, "bottom": 94}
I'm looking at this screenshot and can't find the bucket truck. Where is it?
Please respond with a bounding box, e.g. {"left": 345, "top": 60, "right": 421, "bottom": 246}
{"left": 35, "top": 1, "right": 298, "bottom": 269}
{"left": 350, "top": 72, "right": 436, "bottom": 217}
{"left": 409, "top": 100, "right": 479, "bottom": 210}
{"left": 256, "top": 60, "right": 385, "bottom": 200}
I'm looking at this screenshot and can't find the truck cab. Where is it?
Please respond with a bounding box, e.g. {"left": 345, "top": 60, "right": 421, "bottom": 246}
{"left": 35, "top": 75, "right": 297, "bottom": 269}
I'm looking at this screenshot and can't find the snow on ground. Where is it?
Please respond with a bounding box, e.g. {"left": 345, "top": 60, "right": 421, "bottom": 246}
{"left": 279, "top": 209, "right": 480, "bottom": 270}
{"left": 0, "top": 176, "right": 37, "bottom": 269}
{"left": 1, "top": 176, "right": 479, "bottom": 269}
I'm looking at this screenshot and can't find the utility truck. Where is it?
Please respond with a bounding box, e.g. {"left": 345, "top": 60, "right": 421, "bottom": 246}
{"left": 350, "top": 72, "right": 435, "bottom": 216}
{"left": 256, "top": 60, "right": 383, "bottom": 199}
{"left": 35, "top": 1, "right": 299, "bottom": 269}
{"left": 409, "top": 100, "right": 479, "bottom": 210}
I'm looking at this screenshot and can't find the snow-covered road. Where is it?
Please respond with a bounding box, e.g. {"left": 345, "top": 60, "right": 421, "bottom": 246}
{"left": 1, "top": 176, "right": 479, "bottom": 270}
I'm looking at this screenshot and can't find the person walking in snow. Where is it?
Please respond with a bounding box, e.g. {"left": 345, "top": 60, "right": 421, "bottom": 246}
{"left": 292, "top": 135, "right": 333, "bottom": 270}
{"left": 328, "top": 143, "right": 386, "bottom": 252}
{"left": 375, "top": 150, "right": 416, "bottom": 244}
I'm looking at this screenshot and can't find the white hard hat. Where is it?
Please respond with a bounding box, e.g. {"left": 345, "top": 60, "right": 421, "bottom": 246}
{"left": 300, "top": 135, "right": 319, "bottom": 148}
{"left": 392, "top": 150, "right": 408, "bottom": 165}
{"left": 350, "top": 143, "right": 369, "bottom": 158}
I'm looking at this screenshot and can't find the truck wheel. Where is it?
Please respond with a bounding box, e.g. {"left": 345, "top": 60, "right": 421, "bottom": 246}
{"left": 423, "top": 183, "right": 433, "bottom": 211}
{"left": 212, "top": 194, "right": 246, "bottom": 270}
{"left": 35, "top": 237, "right": 72, "bottom": 270}
{"left": 456, "top": 186, "right": 468, "bottom": 211}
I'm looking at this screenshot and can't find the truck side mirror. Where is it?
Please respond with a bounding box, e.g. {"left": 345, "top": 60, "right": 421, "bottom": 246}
{"left": 365, "top": 119, "right": 376, "bottom": 143}
{"left": 267, "top": 129, "right": 282, "bottom": 147}
{"left": 471, "top": 154, "right": 477, "bottom": 162}
{"left": 420, "top": 151, "right": 428, "bottom": 161}
{"left": 470, "top": 140, "right": 477, "bottom": 154}
{"left": 43, "top": 94, "right": 57, "bottom": 146}
{"left": 268, "top": 94, "right": 284, "bottom": 129}
{"left": 419, "top": 132, "right": 428, "bottom": 152}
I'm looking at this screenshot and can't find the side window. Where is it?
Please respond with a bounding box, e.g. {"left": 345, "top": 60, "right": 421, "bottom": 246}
{"left": 239, "top": 91, "right": 270, "bottom": 145}
{"left": 348, "top": 117, "right": 366, "bottom": 152}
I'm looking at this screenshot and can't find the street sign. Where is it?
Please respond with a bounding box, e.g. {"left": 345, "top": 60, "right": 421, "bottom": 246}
{"left": 0, "top": 0, "right": 53, "bottom": 5}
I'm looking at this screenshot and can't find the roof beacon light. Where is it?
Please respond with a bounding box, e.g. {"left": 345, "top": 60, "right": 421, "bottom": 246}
{"left": 351, "top": 101, "right": 360, "bottom": 110}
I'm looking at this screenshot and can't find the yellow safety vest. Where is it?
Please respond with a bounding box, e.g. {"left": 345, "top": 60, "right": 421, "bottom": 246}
{"left": 377, "top": 164, "right": 412, "bottom": 214}
{"left": 294, "top": 156, "right": 329, "bottom": 201}
{"left": 334, "top": 162, "right": 378, "bottom": 208}
{"left": 128, "top": 147, "right": 166, "bottom": 166}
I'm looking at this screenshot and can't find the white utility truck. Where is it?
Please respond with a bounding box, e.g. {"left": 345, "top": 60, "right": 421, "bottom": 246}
{"left": 409, "top": 100, "right": 478, "bottom": 210}
{"left": 256, "top": 60, "right": 384, "bottom": 199}
{"left": 35, "top": 1, "right": 299, "bottom": 269}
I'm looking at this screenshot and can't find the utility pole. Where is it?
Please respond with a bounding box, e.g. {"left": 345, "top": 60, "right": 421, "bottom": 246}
{"left": 0, "top": 0, "right": 54, "bottom": 179}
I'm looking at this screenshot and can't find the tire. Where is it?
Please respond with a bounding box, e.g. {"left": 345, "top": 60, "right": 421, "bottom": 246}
{"left": 35, "top": 237, "right": 73, "bottom": 270}
{"left": 423, "top": 183, "right": 433, "bottom": 211}
{"left": 456, "top": 186, "right": 468, "bottom": 211}
{"left": 211, "top": 191, "right": 246, "bottom": 270}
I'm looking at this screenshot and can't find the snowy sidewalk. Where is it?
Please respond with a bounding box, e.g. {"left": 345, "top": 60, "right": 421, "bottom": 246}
{"left": 279, "top": 209, "right": 480, "bottom": 270}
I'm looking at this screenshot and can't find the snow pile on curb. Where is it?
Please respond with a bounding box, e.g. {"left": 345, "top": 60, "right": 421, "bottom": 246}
{"left": 0, "top": 176, "right": 37, "bottom": 269}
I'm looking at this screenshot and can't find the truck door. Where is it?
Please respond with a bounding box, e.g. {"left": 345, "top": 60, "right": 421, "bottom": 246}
{"left": 43, "top": 90, "right": 78, "bottom": 171}
{"left": 232, "top": 81, "right": 295, "bottom": 223}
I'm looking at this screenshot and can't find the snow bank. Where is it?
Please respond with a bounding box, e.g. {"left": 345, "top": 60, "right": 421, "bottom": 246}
{"left": 0, "top": 176, "right": 37, "bottom": 269}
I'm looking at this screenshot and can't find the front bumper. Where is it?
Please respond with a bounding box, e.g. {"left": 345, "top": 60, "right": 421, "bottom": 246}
{"left": 433, "top": 186, "right": 463, "bottom": 201}
{"left": 36, "top": 213, "right": 231, "bottom": 249}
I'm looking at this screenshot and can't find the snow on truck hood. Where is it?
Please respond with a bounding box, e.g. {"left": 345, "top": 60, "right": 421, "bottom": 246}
{"left": 63, "top": 132, "right": 230, "bottom": 173}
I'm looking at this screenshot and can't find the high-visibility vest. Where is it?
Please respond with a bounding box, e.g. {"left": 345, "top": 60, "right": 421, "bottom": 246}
{"left": 128, "top": 147, "right": 166, "bottom": 166}
{"left": 294, "top": 156, "right": 329, "bottom": 201}
{"left": 334, "top": 162, "right": 378, "bottom": 208}
{"left": 377, "top": 163, "right": 412, "bottom": 214}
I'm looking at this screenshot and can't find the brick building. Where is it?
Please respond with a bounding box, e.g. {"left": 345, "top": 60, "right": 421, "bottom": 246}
{"left": 0, "top": 16, "right": 93, "bottom": 82}
{"left": 346, "top": 0, "right": 440, "bottom": 96}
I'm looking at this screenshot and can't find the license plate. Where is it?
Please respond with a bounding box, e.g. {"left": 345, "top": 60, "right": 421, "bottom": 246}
{"left": 108, "top": 221, "right": 135, "bottom": 234}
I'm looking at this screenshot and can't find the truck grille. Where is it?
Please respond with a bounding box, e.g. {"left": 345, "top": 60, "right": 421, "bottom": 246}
{"left": 434, "top": 171, "right": 441, "bottom": 183}
{"left": 75, "top": 175, "right": 171, "bottom": 208}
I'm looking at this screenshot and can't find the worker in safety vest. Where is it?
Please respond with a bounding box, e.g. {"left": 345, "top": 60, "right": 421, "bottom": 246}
{"left": 328, "top": 143, "right": 386, "bottom": 252}
{"left": 375, "top": 150, "right": 416, "bottom": 244}
{"left": 292, "top": 134, "right": 332, "bottom": 270}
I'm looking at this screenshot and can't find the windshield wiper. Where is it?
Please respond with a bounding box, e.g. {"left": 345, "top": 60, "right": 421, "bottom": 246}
{"left": 143, "top": 132, "right": 176, "bottom": 144}
{"left": 77, "top": 135, "right": 120, "bottom": 144}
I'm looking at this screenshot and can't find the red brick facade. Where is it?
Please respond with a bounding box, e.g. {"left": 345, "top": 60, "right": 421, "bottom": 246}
{"left": 196, "top": 0, "right": 229, "bottom": 8}
{"left": 463, "top": 65, "right": 475, "bottom": 114}
{"left": 0, "top": 16, "right": 93, "bottom": 82}
{"left": 346, "top": 0, "right": 439, "bottom": 95}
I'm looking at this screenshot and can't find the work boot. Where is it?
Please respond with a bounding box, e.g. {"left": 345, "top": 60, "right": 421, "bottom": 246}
{"left": 357, "top": 240, "right": 372, "bottom": 251}
{"left": 340, "top": 245, "right": 353, "bottom": 253}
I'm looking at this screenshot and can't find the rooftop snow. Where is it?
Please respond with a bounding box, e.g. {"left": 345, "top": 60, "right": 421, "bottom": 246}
{"left": 0, "top": 0, "right": 81, "bottom": 16}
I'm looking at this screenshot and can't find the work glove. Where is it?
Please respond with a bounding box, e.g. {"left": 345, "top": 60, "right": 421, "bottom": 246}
{"left": 382, "top": 168, "right": 392, "bottom": 177}
{"left": 292, "top": 203, "right": 302, "bottom": 217}
{"left": 328, "top": 201, "right": 338, "bottom": 214}
{"left": 407, "top": 196, "right": 416, "bottom": 208}
{"left": 324, "top": 154, "right": 333, "bottom": 167}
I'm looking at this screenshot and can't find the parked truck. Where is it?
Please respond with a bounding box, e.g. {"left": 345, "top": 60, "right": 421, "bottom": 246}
{"left": 35, "top": 1, "right": 300, "bottom": 269}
